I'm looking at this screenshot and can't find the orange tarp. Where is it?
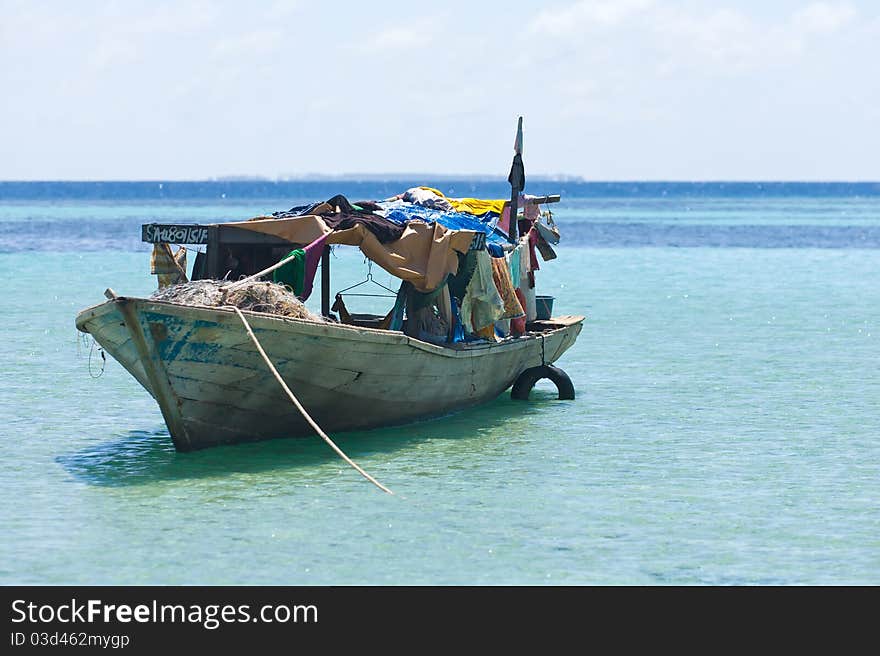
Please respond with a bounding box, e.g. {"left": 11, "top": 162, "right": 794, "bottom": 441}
{"left": 226, "top": 216, "right": 474, "bottom": 292}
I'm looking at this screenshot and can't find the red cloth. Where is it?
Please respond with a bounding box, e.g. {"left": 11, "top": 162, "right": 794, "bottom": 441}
{"left": 511, "top": 289, "right": 527, "bottom": 336}
{"left": 300, "top": 233, "right": 330, "bottom": 300}
{"left": 527, "top": 227, "right": 540, "bottom": 272}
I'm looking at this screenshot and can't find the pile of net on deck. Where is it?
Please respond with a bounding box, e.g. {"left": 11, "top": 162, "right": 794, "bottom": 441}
{"left": 150, "top": 280, "right": 324, "bottom": 322}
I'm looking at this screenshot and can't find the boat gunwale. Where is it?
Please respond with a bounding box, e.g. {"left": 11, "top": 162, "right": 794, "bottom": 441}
{"left": 76, "top": 297, "right": 584, "bottom": 358}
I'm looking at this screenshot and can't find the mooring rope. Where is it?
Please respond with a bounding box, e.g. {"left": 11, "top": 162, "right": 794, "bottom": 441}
{"left": 88, "top": 337, "right": 106, "bottom": 378}
{"left": 227, "top": 305, "right": 393, "bottom": 495}
{"left": 220, "top": 249, "right": 304, "bottom": 294}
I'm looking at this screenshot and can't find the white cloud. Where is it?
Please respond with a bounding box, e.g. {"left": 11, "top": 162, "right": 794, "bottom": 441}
{"left": 792, "top": 2, "right": 857, "bottom": 34}
{"left": 527, "top": 0, "right": 864, "bottom": 74}
{"left": 652, "top": 7, "right": 757, "bottom": 65}
{"left": 530, "top": 0, "right": 654, "bottom": 35}
{"left": 364, "top": 25, "right": 433, "bottom": 52}
{"left": 212, "top": 29, "right": 284, "bottom": 58}
{"left": 1, "top": 1, "right": 877, "bottom": 179}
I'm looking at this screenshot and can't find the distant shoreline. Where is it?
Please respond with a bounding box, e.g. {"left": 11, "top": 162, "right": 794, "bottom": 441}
{"left": 1, "top": 178, "right": 878, "bottom": 184}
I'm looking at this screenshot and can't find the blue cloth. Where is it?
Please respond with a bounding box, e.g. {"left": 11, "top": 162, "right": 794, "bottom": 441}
{"left": 382, "top": 204, "right": 510, "bottom": 247}
{"left": 450, "top": 297, "right": 465, "bottom": 343}
{"left": 486, "top": 243, "right": 505, "bottom": 258}
{"left": 389, "top": 281, "right": 408, "bottom": 331}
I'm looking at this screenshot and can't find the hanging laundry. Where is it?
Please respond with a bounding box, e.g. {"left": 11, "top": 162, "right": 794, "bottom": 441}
{"left": 448, "top": 251, "right": 478, "bottom": 301}
{"left": 320, "top": 213, "right": 405, "bottom": 244}
{"left": 508, "top": 153, "right": 525, "bottom": 193}
{"left": 535, "top": 211, "right": 561, "bottom": 245}
{"left": 517, "top": 236, "right": 537, "bottom": 321}
{"left": 436, "top": 285, "right": 453, "bottom": 342}
{"left": 486, "top": 243, "right": 505, "bottom": 258}
{"left": 527, "top": 226, "right": 540, "bottom": 272}
{"left": 274, "top": 194, "right": 406, "bottom": 244}
{"left": 388, "top": 281, "right": 409, "bottom": 331}
{"left": 275, "top": 194, "right": 361, "bottom": 217}
{"left": 298, "top": 233, "right": 330, "bottom": 300}
{"left": 511, "top": 289, "right": 527, "bottom": 336}
{"left": 449, "top": 297, "right": 466, "bottom": 343}
{"left": 523, "top": 196, "right": 540, "bottom": 222}
{"left": 151, "top": 244, "right": 188, "bottom": 288}
{"left": 490, "top": 256, "right": 525, "bottom": 320}
{"left": 534, "top": 228, "right": 557, "bottom": 261}
{"left": 404, "top": 282, "right": 453, "bottom": 344}
{"left": 498, "top": 205, "right": 511, "bottom": 237}
{"left": 405, "top": 305, "right": 449, "bottom": 344}
{"left": 508, "top": 241, "right": 522, "bottom": 286}
{"left": 273, "top": 248, "right": 306, "bottom": 296}
{"left": 238, "top": 216, "right": 472, "bottom": 294}
{"left": 473, "top": 324, "right": 498, "bottom": 342}
{"left": 460, "top": 249, "right": 504, "bottom": 334}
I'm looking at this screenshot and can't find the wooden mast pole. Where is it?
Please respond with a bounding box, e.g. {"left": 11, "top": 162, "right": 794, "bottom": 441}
{"left": 321, "top": 245, "right": 331, "bottom": 318}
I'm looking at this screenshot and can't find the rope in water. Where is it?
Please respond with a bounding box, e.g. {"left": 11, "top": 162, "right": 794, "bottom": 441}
{"left": 227, "top": 305, "right": 393, "bottom": 495}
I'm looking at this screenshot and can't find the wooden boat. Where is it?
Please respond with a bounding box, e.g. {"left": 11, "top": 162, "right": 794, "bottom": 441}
{"left": 75, "top": 119, "right": 584, "bottom": 451}
{"left": 75, "top": 296, "right": 582, "bottom": 451}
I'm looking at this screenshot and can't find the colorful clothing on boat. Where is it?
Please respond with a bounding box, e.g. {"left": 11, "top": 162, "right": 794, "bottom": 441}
{"left": 299, "top": 233, "right": 330, "bottom": 300}
{"left": 273, "top": 248, "right": 306, "bottom": 296}
{"left": 403, "top": 187, "right": 453, "bottom": 211}
{"left": 460, "top": 249, "right": 505, "bottom": 333}
{"left": 490, "top": 256, "right": 524, "bottom": 320}
{"left": 151, "top": 243, "right": 188, "bottom": 288}
{"left": 473, "top": 324, "right": 497, "bottom": 341}
{"left": 511, "top": 289, "right": 527, "bottom": 335}
{"left": 515, "top": 235, "right": 537, "bottom": 321}
{"left": 274, "top": 194, "right": 405, "bottom": 244}
{"left": 448, "top": 250, "right": 477, "bottom": 301}
{"left": 414, "top": 186, "right": 507, "bottom": 217}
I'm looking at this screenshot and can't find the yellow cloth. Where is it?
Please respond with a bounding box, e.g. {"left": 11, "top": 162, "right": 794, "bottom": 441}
{"left": 418, "top": 186, "right": 507, "bottom": 216}
{"left": 150, "top": 244, "right": 188, "bottom": 288}
{"left": 474, "top": 325, "right": 497, "bottom": 341}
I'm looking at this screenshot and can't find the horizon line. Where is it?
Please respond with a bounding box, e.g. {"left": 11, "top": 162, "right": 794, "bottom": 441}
{"left": 1, "top": 178, "right": 879, "bottom": 184}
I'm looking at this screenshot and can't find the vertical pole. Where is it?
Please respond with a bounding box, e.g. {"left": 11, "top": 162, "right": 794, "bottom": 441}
{"left": 321, "top": 245, "right": 330, "bottom": 317}
{"left": 206, "top": 225, "right": 221, "bottom": 279}
{"left": 508, "top": 187, "right": 519, "bottom": 244}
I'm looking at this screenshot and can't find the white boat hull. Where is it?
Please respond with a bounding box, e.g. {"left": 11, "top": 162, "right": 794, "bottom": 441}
{"left": 75, "top": 297, "right": 583, "bottom": 451}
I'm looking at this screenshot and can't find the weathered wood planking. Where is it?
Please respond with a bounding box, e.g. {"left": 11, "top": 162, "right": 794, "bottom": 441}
{"left": 76, "top": 297, "right": 583, "bottom": 451}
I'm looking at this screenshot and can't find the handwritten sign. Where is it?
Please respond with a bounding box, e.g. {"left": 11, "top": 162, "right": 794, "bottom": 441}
{"left": 142, "top": 224, "right": 210, "bottom": 244}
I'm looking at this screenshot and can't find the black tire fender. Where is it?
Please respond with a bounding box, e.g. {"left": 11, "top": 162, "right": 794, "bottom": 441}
{"left": 511, "top": 365, "right": 575, "bottom": 401}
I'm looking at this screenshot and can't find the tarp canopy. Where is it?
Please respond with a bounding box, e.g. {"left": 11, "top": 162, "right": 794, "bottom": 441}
{"left": 381, "top": 204, "right": 510, "bottom": 247}
{"left": 227, "top": 215, "right": 475, "bottom": 293}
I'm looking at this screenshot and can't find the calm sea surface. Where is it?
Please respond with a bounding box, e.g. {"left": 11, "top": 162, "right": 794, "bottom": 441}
{"left": 1, "top": 181, "right": 878, "bottom": 584}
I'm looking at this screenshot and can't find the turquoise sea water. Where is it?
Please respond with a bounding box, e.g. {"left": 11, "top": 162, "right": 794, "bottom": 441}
{"left": 1, "top": 182, "right": 878, "bottom": 584}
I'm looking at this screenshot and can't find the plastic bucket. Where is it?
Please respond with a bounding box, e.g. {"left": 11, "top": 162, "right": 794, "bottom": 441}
{"left": 535, "top": 295, "right": 554, "bottom": 320}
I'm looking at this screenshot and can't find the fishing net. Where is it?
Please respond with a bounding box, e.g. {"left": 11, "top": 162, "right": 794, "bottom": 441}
{"left": 150, "top": 280, "right": 324, "bottom": 322}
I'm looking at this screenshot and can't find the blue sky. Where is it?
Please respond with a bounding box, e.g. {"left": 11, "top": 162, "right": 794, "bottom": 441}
{"left": 1, "top": 0, "right": 878, "bottom": 180}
